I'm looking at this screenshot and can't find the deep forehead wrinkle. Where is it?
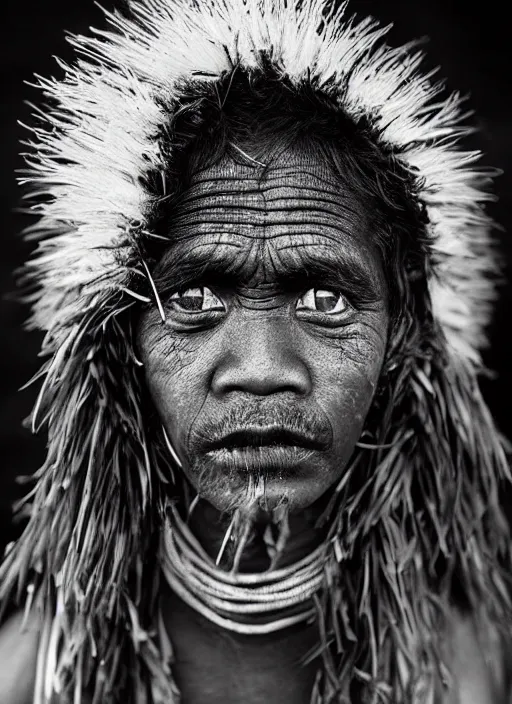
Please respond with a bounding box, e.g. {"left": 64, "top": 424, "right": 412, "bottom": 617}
{"left": 187, "top": 155, "right": 348, "bottom": 190}
{"left": 171, "top": 166, "right": 364, "bottom": 234}
{"left": 157, "top": 148, "right": 386, "bottom": 299}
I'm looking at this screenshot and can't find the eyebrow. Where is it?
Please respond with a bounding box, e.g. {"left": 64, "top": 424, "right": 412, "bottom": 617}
{"left": 154, "top": 240, "right": 384, "bottom": 306}
{"left": 284, "top": 244, "right": 383, "bottom": 304}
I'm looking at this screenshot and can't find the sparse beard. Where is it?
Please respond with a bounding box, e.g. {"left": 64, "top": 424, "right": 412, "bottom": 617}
{"left": 193, "top": 450, "right": 295, "bottom": 514}
{"left": 193, "top": 460, "right": 292, "bottom": 571}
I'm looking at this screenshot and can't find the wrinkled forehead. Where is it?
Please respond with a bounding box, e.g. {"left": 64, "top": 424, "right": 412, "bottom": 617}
{"left": 157, "top": 142, "right": 386, "bottom": 291}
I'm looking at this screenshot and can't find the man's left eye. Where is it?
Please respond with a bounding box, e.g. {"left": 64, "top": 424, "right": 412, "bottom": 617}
{"left": 296, "top": 288, "right": 348, "bottom": 314}
{"left": 169, "top": 286, "right": 225, "bottom": 312}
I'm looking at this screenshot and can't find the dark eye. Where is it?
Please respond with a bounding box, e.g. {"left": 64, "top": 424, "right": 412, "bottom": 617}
{"left": 169, "top": 286, "right": 225, "bottom": 312}
{"left": 296, "top": 288, "right": 348, "bottom": 315}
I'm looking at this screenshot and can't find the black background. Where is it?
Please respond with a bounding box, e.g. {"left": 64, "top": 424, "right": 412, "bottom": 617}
{"left": 1, "top": 0, "right": 511, "bottom": 554}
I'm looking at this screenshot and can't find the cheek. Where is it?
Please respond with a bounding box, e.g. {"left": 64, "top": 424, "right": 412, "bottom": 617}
{"left": 137, "top": 314, "right": 211, "bottom": 442}
{"left": 312, "top": 324, "right": 386, "bottom": 447}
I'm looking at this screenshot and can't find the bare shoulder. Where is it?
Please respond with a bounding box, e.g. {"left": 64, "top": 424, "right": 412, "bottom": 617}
{"left": 0, "top": 610, "right": 40, "bottom": 704}
{"left": 444, "top": 608, "right": 511, "bottom": 704}
{"left": 0, "top": 605, "right": 509, "bottom": 704}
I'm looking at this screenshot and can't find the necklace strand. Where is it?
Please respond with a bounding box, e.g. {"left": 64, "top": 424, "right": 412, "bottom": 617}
{"left": 160, "top": 503, "right": 326, "bottom": 635}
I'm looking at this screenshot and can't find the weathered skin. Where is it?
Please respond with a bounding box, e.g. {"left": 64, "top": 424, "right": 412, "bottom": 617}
{"left": 138, "top": 144, "right": 389, "bottom": 516}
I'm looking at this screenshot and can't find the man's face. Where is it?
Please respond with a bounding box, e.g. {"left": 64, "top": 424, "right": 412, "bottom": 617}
{"left": 137, "top": 143, "right": 389, "bottom": 513}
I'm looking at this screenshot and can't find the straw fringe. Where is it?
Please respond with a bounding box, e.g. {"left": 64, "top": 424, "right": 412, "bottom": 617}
{"left": 309, "top": 346, "right": 512, "bottom": 702}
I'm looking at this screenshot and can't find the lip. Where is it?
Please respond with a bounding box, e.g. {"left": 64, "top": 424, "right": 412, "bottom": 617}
{"left": 206, "top": 426, "right": 325, "bottom": 453}
{"left": 206, "top": 444, "right": 317, "bottom": 471}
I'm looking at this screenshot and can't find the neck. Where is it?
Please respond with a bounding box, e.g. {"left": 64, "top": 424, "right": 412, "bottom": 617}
{"left": 185, "top": 495, "right": 330, "bottom": 573}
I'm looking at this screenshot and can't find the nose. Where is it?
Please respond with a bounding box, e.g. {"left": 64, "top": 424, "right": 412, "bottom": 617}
{"left": 211, "top": 317, "right": 312, "bottom": 398}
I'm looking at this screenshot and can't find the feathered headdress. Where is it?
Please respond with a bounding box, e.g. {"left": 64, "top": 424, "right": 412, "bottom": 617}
{"left": 1, "top": 1, "right": 512, "bottom": 702}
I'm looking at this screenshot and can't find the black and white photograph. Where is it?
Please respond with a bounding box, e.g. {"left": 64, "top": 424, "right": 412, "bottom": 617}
{"left": 1, "top": 1, "right": 512, "bottom": 702}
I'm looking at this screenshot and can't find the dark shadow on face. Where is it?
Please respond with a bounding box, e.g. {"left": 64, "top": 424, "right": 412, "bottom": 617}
{"left": 137, "top": 142, "right": 389, "bottom": 514}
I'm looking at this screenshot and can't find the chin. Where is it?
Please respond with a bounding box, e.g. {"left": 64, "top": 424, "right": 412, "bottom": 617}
{"left": 192, "top": 462, "right": 336, "bottom": 516}
{"left": 252, "top": 476, "right": 329, "bottom": 514}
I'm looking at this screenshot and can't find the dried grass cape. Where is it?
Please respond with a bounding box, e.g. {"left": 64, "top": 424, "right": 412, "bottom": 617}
{"left": 1, "top": 0, "right": 512, "bottom": 702}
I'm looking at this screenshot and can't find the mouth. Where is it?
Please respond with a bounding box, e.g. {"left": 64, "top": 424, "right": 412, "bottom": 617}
{"left": 203, "top": 427, "right": 324, "bottom": 472}
{"left": 207, "top": 427, "right": 324, "bottom": 452}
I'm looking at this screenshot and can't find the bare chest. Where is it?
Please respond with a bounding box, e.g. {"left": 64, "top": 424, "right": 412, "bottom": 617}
{"left": 161, "top": 589, "right": 503, "bottom": 704}
{"left": 161, "top": 590, "right": 319, "bottom": 704}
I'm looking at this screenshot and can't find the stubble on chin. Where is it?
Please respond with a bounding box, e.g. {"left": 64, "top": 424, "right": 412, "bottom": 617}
{"left": 193, "top": 463, "right": 292, "bottom": 571}
{"left": 193, "top": 454, "right": 294, "bottom": 517}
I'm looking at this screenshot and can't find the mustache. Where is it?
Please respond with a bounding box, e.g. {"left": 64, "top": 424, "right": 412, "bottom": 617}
{"left": 190, "top": 403, "right": 333, "bottom": 454}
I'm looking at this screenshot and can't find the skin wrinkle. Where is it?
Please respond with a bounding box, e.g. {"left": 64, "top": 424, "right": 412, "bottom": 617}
{"left": 154, "top": 239, "right": 383, "bottom": 311}
{"left": 184, "top": 160, "right": 362, "bottom": 193}
{"left": 139, "top": 146, "right": 389, "bottom": 520}
{"left": 172, "top": 199, "right": 364, "bottom": 223}
{"left": 171, "top": 215, "right": 364, "bottom": 233}
{"left": 171, "top": 164, "right": 364, "bottom": 230}
{"left": 172, "top": 185, "right": 363, "bottom": 214}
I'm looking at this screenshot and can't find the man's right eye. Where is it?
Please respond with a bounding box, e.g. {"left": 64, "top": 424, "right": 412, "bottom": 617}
{"left": 168, "top": 286, "right": 225, "bottom": 313}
